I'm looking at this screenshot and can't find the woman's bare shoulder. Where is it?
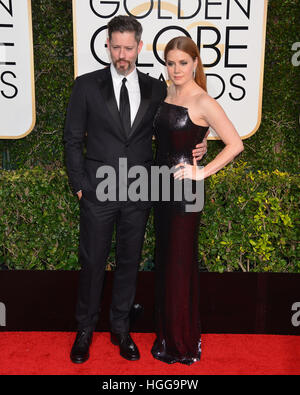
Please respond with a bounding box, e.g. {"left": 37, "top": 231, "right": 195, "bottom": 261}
{"left": 194, "top": 92, "right": 224, "bottom": 116}
{"left": 194, "top": 91, "right": 215, "bottom": 106}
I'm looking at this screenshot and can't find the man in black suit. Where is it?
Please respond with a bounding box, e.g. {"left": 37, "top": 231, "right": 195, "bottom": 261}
{"left": 64, "top": 15, "right": 207, "bottom": 363}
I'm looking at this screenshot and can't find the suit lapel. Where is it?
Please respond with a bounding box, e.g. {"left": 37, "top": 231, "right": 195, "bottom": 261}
{"left": 97, "top": 68, "right": 126, "bottom": 140}
{"left": 97, "top": 68, "right": 152, "bottom": 140}
{"left": 129, "top": 70, "right": 152, "bottom": 139}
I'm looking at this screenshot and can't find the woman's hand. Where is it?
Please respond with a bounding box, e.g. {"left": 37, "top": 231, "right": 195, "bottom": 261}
{"left": 173, "top": 158, "right": 205, "bottom": 181}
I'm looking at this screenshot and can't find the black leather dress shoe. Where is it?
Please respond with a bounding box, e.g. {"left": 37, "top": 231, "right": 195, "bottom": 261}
{"left": 70, "top": 330, "right": 93, "bottom": 364}
{"left": 111, "top": 332, "right": 140, "bottom": 361}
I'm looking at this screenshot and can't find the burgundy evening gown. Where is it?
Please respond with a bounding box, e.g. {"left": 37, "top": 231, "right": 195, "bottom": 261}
{"left": 151, "top": 102, "right": 208, "bottom": 365}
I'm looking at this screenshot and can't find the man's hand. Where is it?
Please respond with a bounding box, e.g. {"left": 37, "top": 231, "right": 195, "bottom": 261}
{"left": 77, "top": 190, "right": 82, "bottom": 200}
{"left": 192, "top": 132, "right": 209, "bottom": 161}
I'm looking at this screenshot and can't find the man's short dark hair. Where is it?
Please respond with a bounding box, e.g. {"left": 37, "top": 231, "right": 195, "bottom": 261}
{"left": 107, "top": 15, "right": 143, "bottom": 43}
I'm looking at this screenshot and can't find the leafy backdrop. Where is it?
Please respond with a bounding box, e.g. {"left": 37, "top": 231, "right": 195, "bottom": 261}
{"left": 0, "top": 0, "right": 299, "bottom": 271}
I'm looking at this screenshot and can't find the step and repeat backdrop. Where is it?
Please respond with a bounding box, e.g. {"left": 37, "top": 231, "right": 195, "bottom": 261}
{"left": 0, "top": 0, "right": 35, "bottom": 139}
{"left": 0, "top": 0, "right": 268, "bottom": 140}
{"left": 73, "top": 0, "right": 268, "bottom": 139}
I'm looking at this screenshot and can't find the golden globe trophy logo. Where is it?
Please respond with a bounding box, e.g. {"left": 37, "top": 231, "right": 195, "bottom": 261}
{"left": 0, "top": 0, "right": 35, "bottom": 139}
{"left": 72, "top": 0, "right": 268, "bottom": 139}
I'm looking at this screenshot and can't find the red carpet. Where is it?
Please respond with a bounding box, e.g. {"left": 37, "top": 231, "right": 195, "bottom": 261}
{"left": 0, "top": 332, "right": 299, "bottom": 375}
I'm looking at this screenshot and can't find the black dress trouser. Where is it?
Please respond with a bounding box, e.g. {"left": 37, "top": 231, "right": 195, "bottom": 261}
{"left": 75, "top": 196, "right": 150, "bottom": 334}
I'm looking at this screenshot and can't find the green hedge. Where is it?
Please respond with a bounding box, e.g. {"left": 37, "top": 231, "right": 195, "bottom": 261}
{"left": 0, "top": 167, "right": 155, "bottom": 271}
{"left": 199, "top": 162, "right": 299, "bottom": 272}
{"left": 0, "top": 163, "right": 299, "bottom": 272}
{"left": 0, "top": 0, "right": 299, "bottom": 271}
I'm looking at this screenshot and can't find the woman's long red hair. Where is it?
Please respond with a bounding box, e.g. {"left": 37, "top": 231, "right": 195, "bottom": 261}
{"left": 164, "top": 36, "right": 207, "bottom": 92}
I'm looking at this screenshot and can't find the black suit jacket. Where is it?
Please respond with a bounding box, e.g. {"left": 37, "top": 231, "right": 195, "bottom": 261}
{"left": 64, "top": 67, "right": 167, "bottom": 206}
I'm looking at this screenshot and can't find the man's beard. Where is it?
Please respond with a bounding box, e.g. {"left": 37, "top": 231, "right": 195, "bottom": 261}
{"left": 114, "top": 59, "right": 132, "bottom": 76}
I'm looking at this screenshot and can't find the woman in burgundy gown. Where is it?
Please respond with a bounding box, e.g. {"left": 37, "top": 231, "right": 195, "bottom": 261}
{"left": 151, "top": 37, "right": 244, "bottom": 365}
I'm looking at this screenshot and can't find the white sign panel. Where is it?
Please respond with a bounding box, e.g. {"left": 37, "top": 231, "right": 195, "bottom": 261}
{"left": 73, "top": 0, "right": 268, "bottom": 139}
{"left": 0, "top": 0, "right": 35, "bottom": 139}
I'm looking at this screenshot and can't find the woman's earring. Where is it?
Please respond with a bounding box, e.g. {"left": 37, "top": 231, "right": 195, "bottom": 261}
{"left": 193, "top": 68, "right": 196, "bottom": 79}
{"left": 166, "top": 72, "right": 171, "bottom": 86}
